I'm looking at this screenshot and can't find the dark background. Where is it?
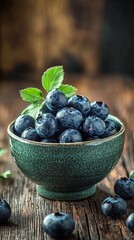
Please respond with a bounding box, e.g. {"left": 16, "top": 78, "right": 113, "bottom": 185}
{"left": 0, "top": 0, "right": 134, "bottom": 79}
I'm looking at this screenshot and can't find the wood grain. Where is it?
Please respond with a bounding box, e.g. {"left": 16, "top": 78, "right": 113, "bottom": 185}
{"left": 0, "top": 75, "right": 134, "bottom": 240}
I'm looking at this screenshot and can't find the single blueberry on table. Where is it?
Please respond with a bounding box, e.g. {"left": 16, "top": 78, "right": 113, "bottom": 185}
{"left": 101, "top": 196, "right": 127, "bottom": 219}
{"left": 56, "top": 107, "right": 83, "bottom": 130}
{"left": 21, "top": 127, "right": 41, "bottom": 141}
{"left": 14, "top": 115, "right": 35, "bottom": 136}
{"left": 90, "top": 101, "right": 109, "bottom": 120}
{"left": 114, "top": 177, "right": 134, "bottom": 200}
{"left": 102, "top": 119, "right": 117, "bottom": 137}
{"left": 0, "top": 199, "right": 11, "bottom": 224}
{"left": 35, "top": 113, "right": 57, "bottom": 138}
{"left": 68, "top": 95, "right": 91, "bottom": 117}
{"left": 82, "top": 115, "right": 106, "bottom": 137}
{"left": 45, "top": 89, "right": 68, "bottom": 112}
{"left": 42, "top": 212, "right": 75, "bottom": 239}
{"left": 60, "top": 129, "right": 83, "bottom": 143}
{"left": 126, "top": 212, "right": 134, "bottom": 233}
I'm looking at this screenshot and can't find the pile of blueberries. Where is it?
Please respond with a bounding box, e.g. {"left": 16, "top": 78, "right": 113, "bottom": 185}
{"left": 0, "top": 177, "right": 134, "bottom": 238}
{"left": 13, "top": 89, "right": 118, "bottom": 143}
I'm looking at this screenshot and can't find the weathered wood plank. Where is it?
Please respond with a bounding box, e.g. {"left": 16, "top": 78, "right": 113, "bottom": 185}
{"left": 0, "top": 75, "right": 134, "bottom": 240}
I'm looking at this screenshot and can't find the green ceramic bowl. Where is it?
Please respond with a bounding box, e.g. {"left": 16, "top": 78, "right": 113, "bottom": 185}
{"left": 7, "top": 115, "right": 125, "bottom": 201}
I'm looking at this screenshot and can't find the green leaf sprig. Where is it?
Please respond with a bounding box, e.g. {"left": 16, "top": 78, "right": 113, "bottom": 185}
{"left": 42, "top": 66, "right": 64, "bottom": 92}
{"left": 0, "top": 149, "right": 12, "bottom": 179}
{"left": 20, "top": 88, "right": 43, "bottom": 103}
{"left": 20, "top": 66, "right": 77, "bottom": 118}
{"left": 0, "top": 170, "right": 12, "bottom": 179}
{"left": 129, "top": 170, "right": 134, "bottom": 179}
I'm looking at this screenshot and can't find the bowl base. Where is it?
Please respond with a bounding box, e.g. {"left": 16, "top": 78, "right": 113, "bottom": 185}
{"left": 36, "top": 185, "right": 96, "bottom": 201}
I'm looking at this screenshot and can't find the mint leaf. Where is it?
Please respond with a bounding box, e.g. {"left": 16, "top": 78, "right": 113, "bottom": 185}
{"left": 42, "top": 66, "right": 64, "bottom": 92}
{"left": 0, "top": 149, "right": 7, "bottom": 157}
{"left": 20, "top": 88, "right": 43, "bottom": 103}
{"left": 0, "top": 170, "right": 12, "bottom": 179}
{"left": 129, "top": 170, "right": 134, "bottom": 178}
{"left": 22, "top": 100, "right": 43, "bottom": 119}
{"left": 58, "top": 84, "right": 77, "bottom": 97}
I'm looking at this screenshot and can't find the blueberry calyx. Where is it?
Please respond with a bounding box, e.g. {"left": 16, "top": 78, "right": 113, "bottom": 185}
{"left": 55, "top": 212, "right": 63, "bottom": 217}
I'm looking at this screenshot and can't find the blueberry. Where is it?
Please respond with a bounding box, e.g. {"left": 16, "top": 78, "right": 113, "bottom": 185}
{"left": 114, "top": 177, "right": 134, "bottom": 199}
{"left": 60, "top": 129, "right": 83, "bottom": 143}
{"left": 21, "top": 127, "right": 41, "bottom": 141}
{"left": 68, "top": 95, "right": 91, "bottom": 117}
{"left": 0, "top": 199, "right": 11, "bottom": 224}
{"left": 90, "top": 101, "right": 109, "bottom": 120}
{"left": 35, "top": 113, "right": 57, "bottom": 138}
{"left": 42, "top": 212, "right": 75, "bottom": 239}
{"left": 101, "top": 196, "right": 127, "bottom": 219}
{"left": 14, "top": 115, "right": 35, "bottom": 136}
{"left": 56, "top": 107, "right": 83, "bottom": 130}
{"left": 41, "top": 138, "right": 58, "bottom": 143}
{"left": 39, "top": 103, "right": 56, "bottom": 116}
{"left": 45, "top": 90, "right": 68, "bottom": 112}
{"left": 126, "top": 212, "right": 134, "bottom": 233}
{"left": 102, "top": 119, "right": 117, "bottom": 137}
{"left": 82, "top": 115, "right": 106, "bottom": 137}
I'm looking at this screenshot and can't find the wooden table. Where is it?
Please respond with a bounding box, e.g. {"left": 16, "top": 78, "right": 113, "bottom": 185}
{"left": 0, "top": 74, "right": 134, "bottom": 240}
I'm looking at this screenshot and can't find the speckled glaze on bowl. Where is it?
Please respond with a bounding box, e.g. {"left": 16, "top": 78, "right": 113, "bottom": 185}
{"left": 7, "top": 115, "right": 125, "bottom": 201}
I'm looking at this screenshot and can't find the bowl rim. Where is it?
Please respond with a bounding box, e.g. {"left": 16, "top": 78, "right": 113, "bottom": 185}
{"left": 7, "top": 114, "right": 125, "bottom": 146}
